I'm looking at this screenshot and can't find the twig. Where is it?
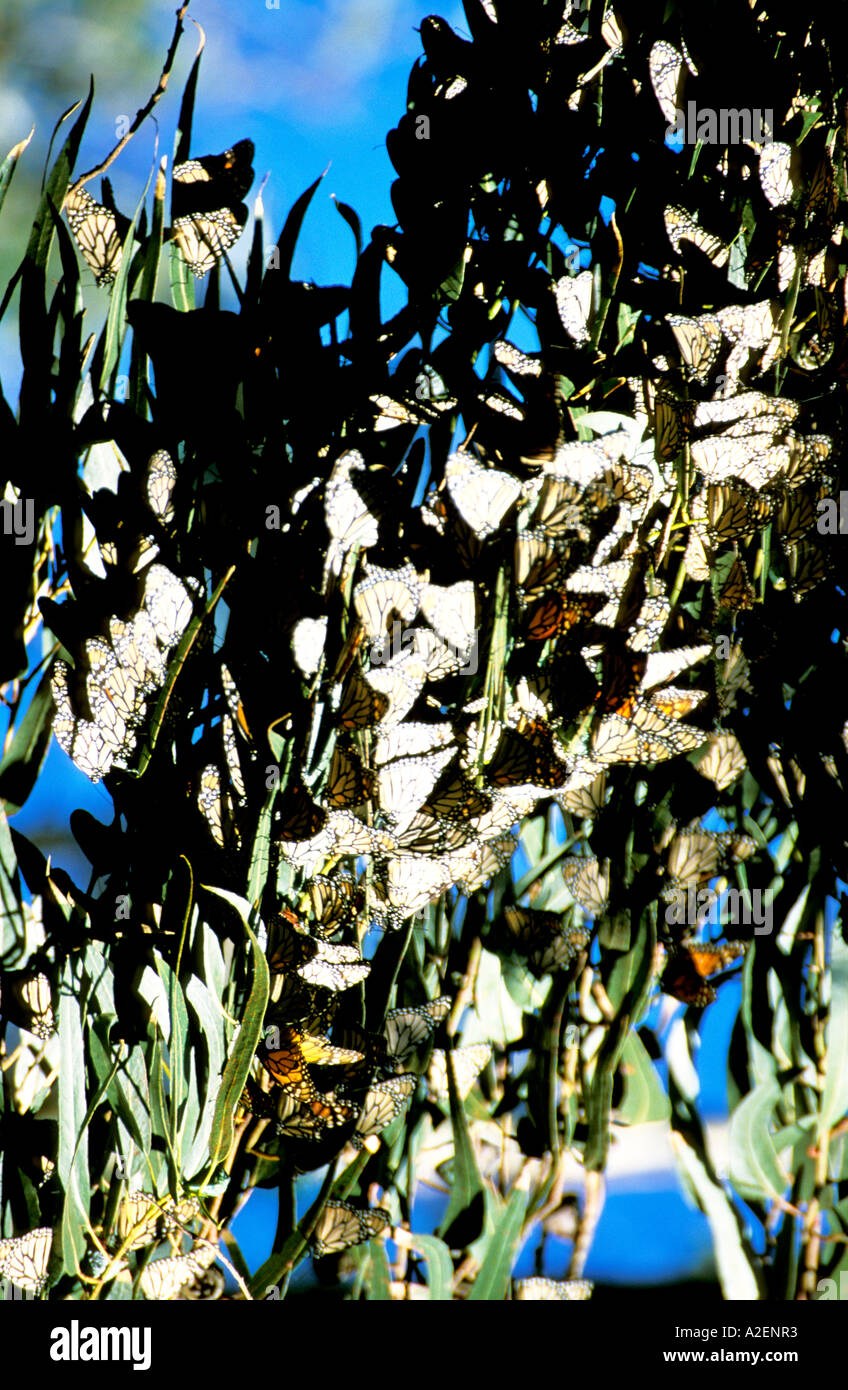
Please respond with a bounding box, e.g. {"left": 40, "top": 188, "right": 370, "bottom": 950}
{"left": 66, "top": 3, "right": 195, "bottom": 199}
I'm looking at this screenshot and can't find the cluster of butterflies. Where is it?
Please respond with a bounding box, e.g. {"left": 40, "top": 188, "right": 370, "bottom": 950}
{"left": 51, "top": 558, "right": 197, "bottom": 784}
{"left": 242, "top": 909, "right": 491, "bottom": 1154}
{"left": 63, "top": 139, "right": 255, "bottom": 286}
{"left": 649, "top": 38, "right": 843, "bottom": 296}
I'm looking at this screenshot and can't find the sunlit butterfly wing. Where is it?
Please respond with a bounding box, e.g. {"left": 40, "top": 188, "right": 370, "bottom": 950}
{"left": 648, "top": 40, "right": 684, "bottom": 127}
{"left": 428, "top": 1043, "right": 492, "bottom": 1101}
{"left": 0, "top": 1227, "right": 53, "bottom": 1293}
{"left": 64, "top": 186, "right": 126, "bottom": 287}
{"left": 337, "top": 660, "right": 389, "bottom": 728}
{"left": 310, "top": 1202, "right": 391, "bottom": 1257}
{"left": 444, "top": 454, "right": 522, "bottom": 537}
{"left": 353, "top": 1074, "right": 417, "bottom": 1149}
{"left": 694, "top": 732, "right": 746, "bottom": 791}
{"left": 171, "top": 139, "right": 254, "bottom": 278}
{"left": 354, "top": 562, "right": 420, "bottom": 640}
{"left": 145, "top": 449, "right": 177, "bottom": 523}
{"left": 6, "top": 971, "right": 54, "bottom": 1040}
{"left": 52, "top": 662, "right": 122, "bottom": 782}
{"left": 514, "top": 1277, "right": 593, "bottom": 1300}
{"left": 561, "top": 857, "right": 609, "bottom": 915}
{"left": 142, "top": 564, "right": 196, "bottom": 650}
{"left": 384, "top": 996, "right": 451, "bottom": 1069}
{"left": 555, "top": 269, "right": 593, "bottom": 344}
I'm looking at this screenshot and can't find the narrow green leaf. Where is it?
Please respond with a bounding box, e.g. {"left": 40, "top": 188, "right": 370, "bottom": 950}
{"left": 408, "top": 1233, "right": 453, "bottom": 1301}
{"left": 0, "top": 128, "right": 34, "bottom": 215}
{"left": 201, "top": 887, "right": 269, "bottom": 1181}
{"left": 467, "top": 1182, "right": 529, "bottom": 1301}
{"left": 367, "top": 1240, "right": 393, "bottom": 1300}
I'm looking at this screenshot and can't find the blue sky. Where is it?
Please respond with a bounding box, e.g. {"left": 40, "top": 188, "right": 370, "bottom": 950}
{"left": 3, "top": 0, "right": 742, "bottom": 1292}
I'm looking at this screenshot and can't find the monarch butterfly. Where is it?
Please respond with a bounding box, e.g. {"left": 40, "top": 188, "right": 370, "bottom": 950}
{"left": 485, "top": 722, "right": 570, "bottom": 789}
{"left": 273, "top": 1089, "right": 358, "bottom": 1140}
{"left": 81, "top": 638, "right": 143, "bottom": 730}
{"left": 664, "top": 206, "right": 729, "bottom": 267}
{"left": 145, "top": 449, "right": 177, "bottom": 523}
{"left": 142, "top": 564, "right": 196, "bottom": 650}
{"left": 759, "top": 141, "right": 795, "bottom": 208}
{"left": 375, "top": 721, "right": 455, "bottom": 766}
{"left": 668, "top": 313, "right": 723, "bottom": 382}
{"left": 266, "top": 917, "right": 369, "bottom": 990}
{"left": 565, "top": 557, "right": 632, "bottom": 599}
{"left": 261, "top": 1026, "right": 364, "bottom": 1103}
{"left": 640, "top": 645, "right": 712, "bottom": 693}
{"left": 629, "top": 594, "right": 671, "bottom": 653}
{"left": 324, "top": 449, "right": 380, "bottom": 565}
{"left": 644, "top": 685, "right": 708, "bottom": 722}
{"left": 595, "top": 645, "right": 648, "bottom": 716}
{"left": 221, "top": 715, "right": 247, "bottom": 805}
{"left": 6, "top": 971, "right": 54, "bottom": 1040}
{"left": 692, "top": 435, "right": 786, "bottom": 492}
{"left": 660, "top": 941, "right": 746, "bottom": 1007}
{"left": 664, "top": 822, "right": 750, "bottom": 878}
{"left": 0, "top": 1227, "right": 53, "bottom": 1293}
{"left": 421, "top": 765, "right": 490, "bottom": 823}
{"left": 449, "top": 833, "right": 517, "bottom": 896}
{"left": 273, "top": 783, "right": 327, "bottom": 842}
{"left": 528, "top": 474, "right": 584, "bottom": 536}
{"left": 337, "top": 661, "right": 389, "bottom": 729}
{"left": 109, "top": 611, "right": 167, "bottom": 695}
{"left": 310, "top": 1202, "right": 391, "bottom": 1257}
{"left": 513, "top": 1277, "right": 593, "bottom": 1300}
{"left": 787, "top": 539, "right": 832, "bottom": 598}
{"left": 377, "top": 748, "right": 456, "bottom": 824}
{"left": 297, "top": 941, "right": 371, "bottom": 992}
{"left": 555, "top": 270, "right": 593, "bottom": 344}
{"left": 384, "top": 996, "right": 451, "bottom": 1069}
{"left": 323, "top": 742, "right": 375, "bottom": 810}
{"left": 116, "top": 1193, "right": 200, "bottom": 1253}
{"left": 353, "top": 1074, "right": 417, "bottom": 1148}
{"left": 504, "top": 907, "right": 589, "bottom": 976}
{"left": 379, "top": 855, "right": 456, "bottom": 918}
{"left": 648, "top": 39, "right": 685, "bottom": 126}
{"left": 718, "top": 557, "right": 755, "bottom": 611}
{"left": 776, "top": 491, "right": 817, "bottom": 549}
{"left": 694, "top": 733, "right": 747, "bottom": 792}
{"left": 428, "top": 1043, "right": 492, "bottom": 1102}
{"left": 503, "top": 905, "right": 580, "bottom": 952}
{"left": 703, "top": 483, "right": 763, "bottom": 542}
{"left": 651, "top": 387, "right": 694, "bottom": 461}
{"left": 306, "top": 874, "right": 362, "bottom": 935}
{"left": 393, "top": 809, "right": 475, "bottom": 855}
{"left": 64, "top": 185, "right": 127, "bottom": 287}
{"left": 354, "top": 562, "right": 420, "bottom": 641}
{"left": 592, "top": 708, "right": 705, "bottom": 765}
{"left": 52, "top": 662, "right": 125, "bottom": 783}
{"left": 478, "top": 387, "right": 525, "bottom": 421}
{"left": 694, "top": 391, "right": 799, "bottom": 430}
{"left": 139, "top": 1239, "right": 218, "bottom": 1300}
{"left": 171, "top": 139, "right": 254, "bottom": 278}
{"left": 561, "top": 857, "right": 609, "bottom": 916}
{"left": 524, "top": 590, "right": 604, "bottom": 644}
{"left": 444, "top": 453, "right": 522, "bottom": 538}
{"left": 514, "top": 531, "right": 566, "bottom": 599}
{"left": 419, "top": 579, "right": 477, "bottom": 655}
{"left": 493, "top": 340, "right": 542, "bottom": 378}
{"left": 197, "top": 764, "right": 241, "bottom": 852}
{"left": 556, "top": 768, "right": 606, "bottom": 818}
